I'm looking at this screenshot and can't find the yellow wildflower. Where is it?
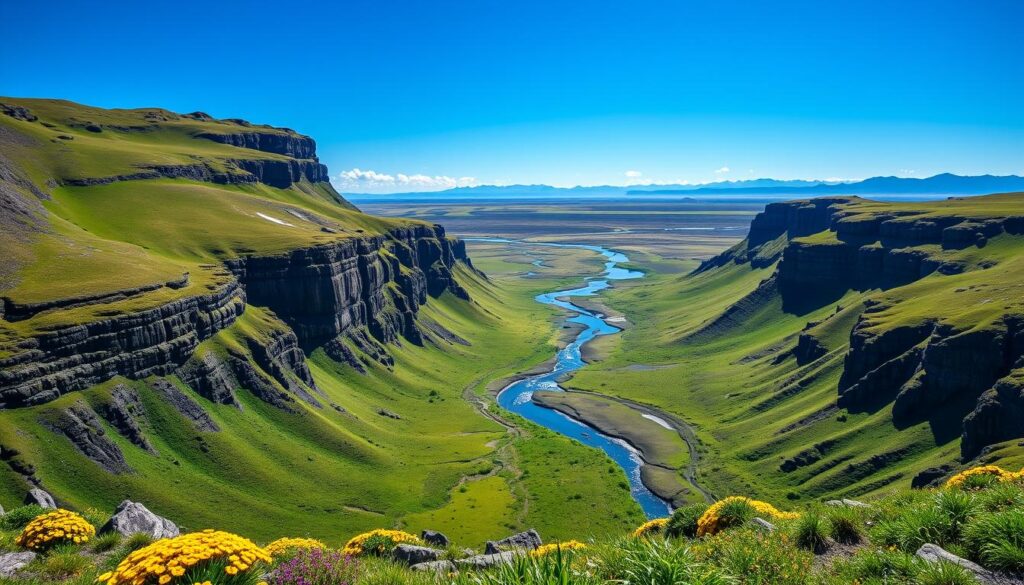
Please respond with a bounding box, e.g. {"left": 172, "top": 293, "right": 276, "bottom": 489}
{"left": 945, "top": 465, "right": 1015, "bottom": 489}
{"left": 342, "top": 529, "right": 421, "bottom": 556}
{"left": 263, "top": 537, "right": 326, "bottom": 558}
{"left": 15, "top": 509, "right": 96, "bottom": 551}
{"left": 697, "top": 496, "right": 798, "bottom": 536}
{"left": 632, "top": 518, "right": 669, "bottom": 538}
{"left": 530, "top": 541, "right": 587, "bottom": 557}
{"left": 97, "top": 530, "right": 270, "bottom": 585}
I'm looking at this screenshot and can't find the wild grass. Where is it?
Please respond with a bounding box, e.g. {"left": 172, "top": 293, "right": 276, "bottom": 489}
{"left": 1, "top": 478, "right": 1023, "bottom": 584}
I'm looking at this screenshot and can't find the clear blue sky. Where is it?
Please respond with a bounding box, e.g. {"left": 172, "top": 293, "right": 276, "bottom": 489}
{"left": 3, "top": 0, "right": 1022, "bottom": 192}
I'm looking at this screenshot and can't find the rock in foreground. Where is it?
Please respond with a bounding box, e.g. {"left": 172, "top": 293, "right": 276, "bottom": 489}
{"left": 100, "top": 500, "right": 180, "bottom": 539}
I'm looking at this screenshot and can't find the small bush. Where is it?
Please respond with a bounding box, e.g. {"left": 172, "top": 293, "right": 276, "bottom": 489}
{"left": 832, "top": 547, "right": 919, "bottom": 583}
{"left": 0, "top": 505, "right": 47, "bottom": 530}
{"left": 977, "top": 481, "right": 1024, "bottom": 512}
{"left": 356, "top": 556, "right": 435, "bottom": 585}
{"left": 666, "top": 504, "right": 709, "bottom": 539}
{"left": 915, "top": 560, "right": 979, "bottom": 585}
{"left": 874, "top": 503, "right": 953, "bottom": 551}
{"left": 271, "top": 547, "right": 359, "bottom": 585}
{"left": 120, "top": 532, "right": 153, "bottom": 554}
{"left": 342, "top": 529, "right": 420, "bottom": 557}
{"left": 632, "top": 518, "right": 669, "bottom": 538}
{"left": 934, "top": 489, "right": 978, "bottom": 539}
{"left": 792, "top": 510, "right": 830, "bottom": 553}
{"left": 825, "top": 506, "right": 864, "bottom": 544}
{"left": 90, "top": 532, "right": 122, "bottom": 553}
{"left": 963, "top": 507, "right": 1024, "bottom": 572}
{"left": 698, "top": 529, "right": 812, "bottom": 585}
{"left": 618, "top": 538, "right": 719, "bottom": 584}
{"left": 37, "top": 548, "right": 93, "bottom": 580}
{"left": 452, "top": 547, "right": 600, "bottom": 585}
{"left": 15, "top": 509, "right": 95, "bottom": 550}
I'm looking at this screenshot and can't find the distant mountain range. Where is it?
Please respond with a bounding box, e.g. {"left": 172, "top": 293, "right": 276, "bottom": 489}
{"left": 347, "top": 174, "right": 1024, "bottom": 199}
{"left": 635, "top": 173, "right": 1024, "bottom": 197}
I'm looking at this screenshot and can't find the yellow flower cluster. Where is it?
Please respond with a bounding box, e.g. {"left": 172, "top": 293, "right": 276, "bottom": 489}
{"left": 342, "top": 529, "right": 421, "bottom": 556}
{"left": 632, "top": 518, "right": 669, "bottom": 538}
{"left": 15, "top": 509, "right": 95, "bottom": 550}
{"left": 697, "top": 497, "right": 799, "bottom": 537}
{"left": 945, "top": 465, "right": 1024, "bottom": 489}
{"left": 530, "top": 540, "right": 587, "bottom": 557}
{"left": 96, "top": 529, "right": 271, "bottom": 585}
{"left": 264, "top": 537, "right": 325, "bottom": 558}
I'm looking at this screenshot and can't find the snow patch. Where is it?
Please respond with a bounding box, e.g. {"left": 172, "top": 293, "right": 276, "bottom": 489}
{"left": 256, "top": 212, "right": 294, "bottom": 227}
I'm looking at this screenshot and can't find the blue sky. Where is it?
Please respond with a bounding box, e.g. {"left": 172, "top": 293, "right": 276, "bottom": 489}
{"left": 2, "top": 0, "right": 1022, "bottom": 192}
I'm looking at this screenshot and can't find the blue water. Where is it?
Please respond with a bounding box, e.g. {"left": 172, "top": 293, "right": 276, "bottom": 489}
{"left": 468, "top": 238, "right": 672, "bottom": 518}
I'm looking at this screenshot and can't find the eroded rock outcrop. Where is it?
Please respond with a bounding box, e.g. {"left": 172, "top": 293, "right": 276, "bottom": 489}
{"left": 695, "top": 196, "right": 1024, "bottom": 462}
{"left": 227, "top": 225, "right": 469, "bottom": 350}
{"left": 96, "top": 384, "right": 156, "bottom": 454}
{"left": 838, "top": 312, "right": 1024, "bottom": 457}
{"left": 194, "top": 131, "right": 317, "bottom": 159}
{"left": 0, "top": 281, "right": 245, "bottom": 409}
{"left": 42, "top": 401, "right": 130, "bottom": 474}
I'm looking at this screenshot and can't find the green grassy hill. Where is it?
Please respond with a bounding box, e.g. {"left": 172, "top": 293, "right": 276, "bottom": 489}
{"left": 568, "top": 194, "right": 1024, "bottom": 503}
{"left": 0, "top": 98, "right": 643, "bottom": 543}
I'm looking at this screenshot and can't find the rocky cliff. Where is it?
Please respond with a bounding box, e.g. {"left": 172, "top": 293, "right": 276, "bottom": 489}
{"left": 0, "top": 98, "right": 475, "bottom": 412}
{"left": 0, "top": 226, "right": 471, "bottom": 410}
{"left": 694, "top": 195, "right": 1024, "bottom": 461}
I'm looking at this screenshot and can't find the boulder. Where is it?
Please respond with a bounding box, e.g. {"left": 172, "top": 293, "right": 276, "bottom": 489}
{"left": 751, "top": 517, "right": 776, "bottom": 532}
{"left": 484, "top": 529, "right": 542, "bottom": 554}
{"left": 0, "top": 503, "right": 5, "bottom": 516}
{"left": 824, "top": 499, "right": 869, "bottom": 508}
{"left": 421, "top": 529, "right": 449, "bottom": 548}
{"left": 25, "top": 488, "right": 55, "bottom": 509}
{"left": 912, "top": 465, "right": 954, "bottom": 489}
{"left": 410, "top": 560, "right": 455, "bottom": 573}
{"left": 392, "top": 544, "right": 442, "bottom": 566}
{"left": 457, "top": 551, "right": 519, "bottom": 569}
{"left": 0, "top": 552, "right": 37, "bottom": 578}
{"left": 101, "top": 500, "right": 180, "bottom": 539}
{"left": 915, "top": 544, "right": 998, "bottom": 584}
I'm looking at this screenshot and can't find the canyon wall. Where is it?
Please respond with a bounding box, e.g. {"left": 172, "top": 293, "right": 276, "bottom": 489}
{"left": 0, "top": 226, "right": 471, "bottom": 410}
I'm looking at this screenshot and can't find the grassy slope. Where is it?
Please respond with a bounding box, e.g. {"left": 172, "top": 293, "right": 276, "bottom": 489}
{"left": 569, "top": 194, "right": 1024, "bottom": 504}
{"left": 0, "top": 99, "right": 642, "bottom": 544}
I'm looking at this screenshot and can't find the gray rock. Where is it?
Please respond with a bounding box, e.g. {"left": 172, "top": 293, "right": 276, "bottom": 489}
{"left": 484, "top": 529, "right": 542, "bottom": 554}
{"left": 457, "top": 551, "right": 519, "bottom": 569}
{"left": 25, "top": 488, "right": 55, "bottom": 509}
{"left": 100, "top": 500, "right": 180, "bottom": 539}
{"left": 751, "top": 517, "right": 776, "bottom": 532}
{"left": 410, "top": 560, "right": 455, "bottom": 573}
{"left": 422, "top": 529, "right": 449, "bottom": 548}
{"left": 915, "top": 544, "right": 998, "bottom": 584}
{"left": 825, "top": 499, "right": 870, "bottom": 508}
{"left": 392, "top": 544, "right": 442, "bottom": 566}
{"left": 0, "top": 503, "right": 5, "bottom": 516}
{"left": 0, "top": 552, "right": 37, "bottom": 578}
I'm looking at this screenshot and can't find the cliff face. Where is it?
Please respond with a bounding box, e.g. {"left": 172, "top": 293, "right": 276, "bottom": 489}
{"left": 195, "top": 131, "right": 318, "bottom": 159}
{"left": 0, "top": 282, "right": 245, "bottom": 408}
{"left": 227, "top": 225, "right": 469, "bottom": 348}
{"left": 696, "top": 195, "right": 1024, "bottom": 461}
{"left": 0, "top": 98, "right": 476, "bottom": 412}
{"left": 0, "top": 227, "right": 470, "bottom": 410}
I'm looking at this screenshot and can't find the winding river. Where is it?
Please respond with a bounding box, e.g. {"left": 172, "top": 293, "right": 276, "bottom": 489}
{"left": 471, "top": 238, "right": 672, "bottom": 518}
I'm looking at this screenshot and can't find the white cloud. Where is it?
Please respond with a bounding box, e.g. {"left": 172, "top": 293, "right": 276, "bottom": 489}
{"left": 714, "top": 166, "right": 730, "bottom": 175}
{"left": 624, "top": 170, "right": 643, "bottom": 178}
{"left": 898, "top": 169, "right": 916, "bottom": 176}
{"left": 334, "top": 168, "right": 478, "bottom": 193}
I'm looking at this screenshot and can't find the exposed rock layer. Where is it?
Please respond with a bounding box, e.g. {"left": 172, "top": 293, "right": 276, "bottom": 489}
{"left": 1, "top": 227, "right": 470, "bottom": 410}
